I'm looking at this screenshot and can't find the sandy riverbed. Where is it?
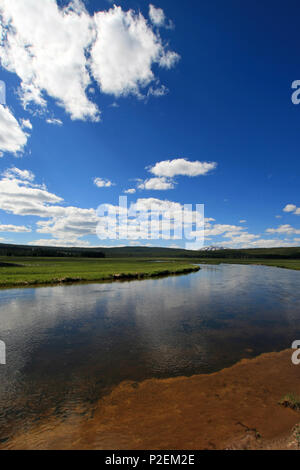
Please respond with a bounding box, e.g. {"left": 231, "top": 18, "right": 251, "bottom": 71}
{"left": 1, "top": 349, "right": 300, "bottom": 450}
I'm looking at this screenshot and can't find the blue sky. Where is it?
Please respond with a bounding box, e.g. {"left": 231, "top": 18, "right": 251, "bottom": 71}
{"left": 0, "top": 0, "right": 299, "bottom": 249}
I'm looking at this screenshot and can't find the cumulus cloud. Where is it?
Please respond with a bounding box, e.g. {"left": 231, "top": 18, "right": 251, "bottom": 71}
{"left": 90, "top": 6, "right": 179, "bottom": 98}
{"left": 138, "top": 177, "right": 175, "bottom": 190}
{"left": 124, "top": 188, "right": 136, "bottom": 194}
{"left": 1, "top": 167, "right": 296, "bottom": 249}
{"left": 202, "top": 218, "right": 300, "bottom": 249}
{"left": 205, "top": 224, "right": 245, "bottom": 237}
{"left": 0, "top": 168, "right": 99, "bottom": 244}
{"left": 0, "top": 167, "right": 201, "bottom": 246}
{"left": 0, "top": 105, "right": 29, "bottom": 155}
{"left": 0, "top": 168, "right": 64, "bottom": 218}
{"left": 0, "top": 1, "right": 179, "bottom": 120}
{"left": 134, "top": 158, "right": 217, "bottom": 192}
{"left": 283, "top": 204, "right": 300, "bottom": 215}
{"left": 149, "top": 158, "right": 217, "bottom": 178}
{"left": 266, "top": 224, "right": 300, "bottom": 235}
{"left": 93, "top": 177, "right": 114, "bottom": 188}
{"left": 0, "top": 0, "right": 98, "bottom": 121}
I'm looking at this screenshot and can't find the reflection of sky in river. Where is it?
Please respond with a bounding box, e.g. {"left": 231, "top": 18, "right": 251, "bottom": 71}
{"left": 0, "top": 264, "right": 300, "bottom": 439}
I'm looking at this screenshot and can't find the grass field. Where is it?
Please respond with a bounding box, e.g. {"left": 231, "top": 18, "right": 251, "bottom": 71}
{"left": 0, "top": 256, "right": 299, "bottom": 288}
{"left": 0, "top": 257, "right": 200, "bottom": 288}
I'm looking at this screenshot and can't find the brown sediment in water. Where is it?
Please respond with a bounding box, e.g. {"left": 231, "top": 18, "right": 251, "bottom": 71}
{"left": 2, "top": 349, "right": 300, "bottom": 450}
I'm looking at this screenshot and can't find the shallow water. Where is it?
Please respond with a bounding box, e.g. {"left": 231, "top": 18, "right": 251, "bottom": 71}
{"left": 0, "top": 264, "right": 300, "bottom": 440}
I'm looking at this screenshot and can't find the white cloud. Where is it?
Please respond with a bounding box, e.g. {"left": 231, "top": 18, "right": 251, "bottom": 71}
{"left": 30, "top": 238, "right": 91, "bottom": 247}
{"left": 0, "top": 169, "right": 63, "bottom": 217}
{"left": 134, "top": 157, "right": 217, "bottom": 193}
{"left": 242, "top": 239, "right": 299, "bottom": 248}
{"left": 149, "top": 158, "right": 217, "bottom": 178}
{"left": 283, "top": 204, "right": 297, "bottom": 213}
{"left": 0, "top": 0, "right": 99, "bottom": 121}
{"left": 222, "top": 237, "right": 299, "bottom": 249}
{"left": 93, "top": 177, "right": 114, "bottom": 188}
{"left": 1, "top": 167, "right": 297, "bottom": 250}
{"left": 0, "top": 224, "right": 31, "bottom": 233}
{"left": 0, "top": 169, "right": 200, "bottom": 246}
{"left": 239, "top": 219, "right": 247, "bottom": 224}
{"left": 0, "top": 105, "right": 29, "bottom": 155}
{"left": 221, "top": 233, "right": 259, "bottom": 245}
{"left": 21, "top": 118, "right": 32, "bottom": 129}
{"left": 147, "top": 84, "right": 168, "bottom": 98}
{"left": 266, "top": 224, "right": 300, "bottom": 235}
{"left": 158, "top": 51, "right": 179, "bottom": 68}
{"left": 46, "top": 118, "right": 63, "bottom": 126}
{"left": 205, "top": 224, "right": 245, "bottom": 237}
{"left": 149, "top": 4, "right": 165, "bottom": 27}
{"left": 90, "top": 5, "right": 179, "bottom": 97}
{"left": 124, "top": 188, "right": 136, "bottom": 194}
{"left": 3, "top": 167, "right": 35, "bottom": 181}
{"left": 0, "top": 1, "right": 179, "bottom": 120}
{"left": 0, "top": 169, "right": 100, "bottom": 244}
{"left": 283, "top": 204, "right": 300, "bottom": 215}
{"left": 138, "top": 177, "right": 175, "bottom": 190}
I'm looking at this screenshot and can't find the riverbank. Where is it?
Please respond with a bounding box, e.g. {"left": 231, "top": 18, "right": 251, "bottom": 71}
{"left": 0, "top": 256, "right": 299, "bottom": 288}
{"left": 2, "top": 349, "right": 300, "bottom": 450}
{"left": 0, "top": 257, "right": 200, "bottom": 288}
{"left": 197, "top": 258, "right": 300, "bottom": 271}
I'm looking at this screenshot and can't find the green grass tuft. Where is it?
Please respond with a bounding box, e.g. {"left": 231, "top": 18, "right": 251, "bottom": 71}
{"left": 279, "top": 393, "right": 300, "bottom": 411}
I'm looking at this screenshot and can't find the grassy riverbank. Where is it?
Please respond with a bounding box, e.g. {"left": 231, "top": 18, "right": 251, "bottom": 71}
{"left": 0, "top": 255, "right": 299, "bottom": 288}
{"left": 0, "top": 257, "right": 200, "bottom": 288}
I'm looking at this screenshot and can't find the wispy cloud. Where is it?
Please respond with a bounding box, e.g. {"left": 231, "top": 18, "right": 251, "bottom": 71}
{"left": 46, "top": 118, "right": 63, "bottom": 126}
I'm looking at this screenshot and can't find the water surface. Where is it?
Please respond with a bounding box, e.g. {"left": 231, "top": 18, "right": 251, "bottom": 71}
{"left": 0, "top": 264, "right": 300, "bottom": 440}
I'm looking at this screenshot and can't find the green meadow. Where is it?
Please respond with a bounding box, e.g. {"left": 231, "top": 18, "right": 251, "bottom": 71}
{"left": 0, "top": 257, "right": 200, "bottom": 288}
{"left": 0, "top": 254, "right": 299, "bottom": 288}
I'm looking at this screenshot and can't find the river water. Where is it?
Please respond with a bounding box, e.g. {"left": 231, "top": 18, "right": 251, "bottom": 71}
{"left": 0, "top": 264, "right": 300, "bottom": 441}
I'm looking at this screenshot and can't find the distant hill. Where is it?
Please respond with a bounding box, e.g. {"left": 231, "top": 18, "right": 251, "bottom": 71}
{"left": 0, "top": 242, "right": 299, "bottom": 260}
